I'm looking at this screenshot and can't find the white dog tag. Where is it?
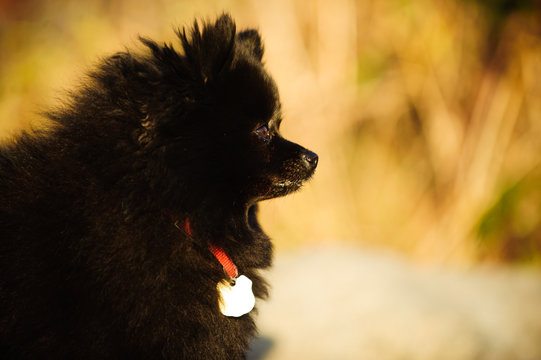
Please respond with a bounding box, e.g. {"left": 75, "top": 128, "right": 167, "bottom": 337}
{"left": 217, "top": 275, "right": 255, "bottom": 317}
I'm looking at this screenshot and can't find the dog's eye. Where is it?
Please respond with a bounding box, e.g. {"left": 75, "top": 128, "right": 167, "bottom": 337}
{"left": 255, "top": 125, "right": 270, "bottom": 142}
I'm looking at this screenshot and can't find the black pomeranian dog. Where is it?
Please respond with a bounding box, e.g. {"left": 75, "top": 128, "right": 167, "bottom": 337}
{"left": 0, "top": 14, "right": 317, "bottom": 359}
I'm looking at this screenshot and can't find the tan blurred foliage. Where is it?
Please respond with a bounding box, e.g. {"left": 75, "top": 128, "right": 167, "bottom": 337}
{"left": 1, "top": 0, "right": 541, "bottom": 264}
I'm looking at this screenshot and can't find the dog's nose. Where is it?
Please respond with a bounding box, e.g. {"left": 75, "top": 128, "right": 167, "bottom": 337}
{"left": 302, "top": 150, "right": 319, "bottom": 169}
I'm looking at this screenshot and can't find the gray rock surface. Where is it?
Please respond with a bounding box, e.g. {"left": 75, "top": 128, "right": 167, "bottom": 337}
{"left": 248, "top": 245, "right": 541, "bottom": 360}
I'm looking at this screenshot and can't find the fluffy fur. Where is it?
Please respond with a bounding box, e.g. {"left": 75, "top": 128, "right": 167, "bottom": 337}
{"left": 0, "top": 14, "right": 317, "bottom": 359}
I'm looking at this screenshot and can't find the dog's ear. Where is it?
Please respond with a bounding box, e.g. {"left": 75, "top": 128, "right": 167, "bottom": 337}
{"left": 237, "top": 29, "right": 264, "bottom": 62}
{"left": 177, "top": 14, "right": 237, "bottom": 84}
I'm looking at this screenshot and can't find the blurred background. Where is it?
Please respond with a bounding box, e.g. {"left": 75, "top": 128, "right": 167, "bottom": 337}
{"left": 2, "top": 0, "right": 541, "bottom": 359}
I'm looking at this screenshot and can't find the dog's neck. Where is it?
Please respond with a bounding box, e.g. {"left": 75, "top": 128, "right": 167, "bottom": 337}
{"left": 163, "top": 211, "right": 239, "bottom": 280}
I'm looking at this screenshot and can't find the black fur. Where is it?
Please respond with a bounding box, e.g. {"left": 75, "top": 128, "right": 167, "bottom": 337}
{"left": 0, "top": 14, "right": 317, "bottom": 359}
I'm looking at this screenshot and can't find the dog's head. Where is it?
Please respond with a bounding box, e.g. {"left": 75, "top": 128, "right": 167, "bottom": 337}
{"left": 136, "top": 15, "right": 317, "bottom": 209}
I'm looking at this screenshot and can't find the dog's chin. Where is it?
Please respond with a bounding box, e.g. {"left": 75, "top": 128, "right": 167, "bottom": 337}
{"left": 270, "top": 179, "right": 304, "bottom": 197}
{"left": 253, "top": 176, "right": 310, "bottom": 201}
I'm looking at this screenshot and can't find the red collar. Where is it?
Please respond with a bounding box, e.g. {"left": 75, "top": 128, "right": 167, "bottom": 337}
{"left": 171, "top": 214, "right": 238, "bottom": 279}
